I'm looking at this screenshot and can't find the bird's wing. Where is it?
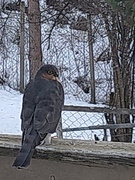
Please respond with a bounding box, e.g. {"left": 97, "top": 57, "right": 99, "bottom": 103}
{"left": 21, "top": 78, "right": 64, "bottom": 139}
{"left": 21, "top": 80, "right": 36, "bottom": 132}
{"left": 34, "top": 79, "right": 64, "bottom": 137}
{"left": 12, "top": 80, "right": 38, "bottom": 168}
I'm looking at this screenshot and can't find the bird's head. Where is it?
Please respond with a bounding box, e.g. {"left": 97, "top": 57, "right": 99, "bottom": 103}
{"left": 35, "top": 64, "right": 59, "bottom": 81}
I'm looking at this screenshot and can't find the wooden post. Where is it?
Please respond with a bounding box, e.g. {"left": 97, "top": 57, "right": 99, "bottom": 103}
{"left": 20, "top": 1, "right": 25, "bottom": 93}
{"left": 87, "top": 13, "right": 96, "bottom": 103}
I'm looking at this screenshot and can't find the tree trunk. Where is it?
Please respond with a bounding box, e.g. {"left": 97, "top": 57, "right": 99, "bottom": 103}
{"left": 28, "top": 0, "right": 42, "bottom": 79}
{"left": 103, "top": 12, "right": 134, "bottom": 142}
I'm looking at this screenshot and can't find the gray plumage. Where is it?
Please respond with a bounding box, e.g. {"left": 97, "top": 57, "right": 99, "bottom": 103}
{"left": 12, "top": 65, "right": 64, "bottom": 168}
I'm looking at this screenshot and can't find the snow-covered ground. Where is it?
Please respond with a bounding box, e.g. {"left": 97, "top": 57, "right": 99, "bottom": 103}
{"left": 0, "top": 87, "right": 22, "bottom": 135}
{"left": 0, "top": 87, "right": 106, "bottom": 140}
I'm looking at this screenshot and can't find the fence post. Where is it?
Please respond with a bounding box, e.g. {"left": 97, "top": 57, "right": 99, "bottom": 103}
{"left": 87, "top": 13, "right": 96, "bottom": 103}
{"left": 20, "top": 1, "right": 25, "bottom": 93}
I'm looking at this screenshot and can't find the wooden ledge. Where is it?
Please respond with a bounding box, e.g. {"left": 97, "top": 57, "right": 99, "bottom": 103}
{"left": 0, "top": 134, "right": 135, "bottom": 167}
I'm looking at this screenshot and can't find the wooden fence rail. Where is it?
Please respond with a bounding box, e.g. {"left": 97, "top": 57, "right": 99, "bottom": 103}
{"left": 62, "top": 123, "right": 135, "bottom": 132}
{"left": 63, "top": 105, "right": 135, "bottom": 114}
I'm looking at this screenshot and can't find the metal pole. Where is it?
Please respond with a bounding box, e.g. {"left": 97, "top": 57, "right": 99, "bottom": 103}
{"left": 87, "top": 13, "right": 96, "bottom": 103}
{"left": 20, "top": 1, "right": 25, "bottom": 93}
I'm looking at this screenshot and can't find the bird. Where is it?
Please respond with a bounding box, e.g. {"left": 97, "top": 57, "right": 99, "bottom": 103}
{"left": 12, "top": 64, "right": 64, "bottom": 168}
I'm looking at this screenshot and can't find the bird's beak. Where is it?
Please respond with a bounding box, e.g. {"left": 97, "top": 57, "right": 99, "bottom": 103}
{"left": 54, "top": 77, "right": 60, "bottom": 82}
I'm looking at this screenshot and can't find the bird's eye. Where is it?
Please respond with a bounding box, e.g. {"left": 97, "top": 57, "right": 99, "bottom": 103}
{"left": 47, "top": 70, "right": 53, "bottom": 75}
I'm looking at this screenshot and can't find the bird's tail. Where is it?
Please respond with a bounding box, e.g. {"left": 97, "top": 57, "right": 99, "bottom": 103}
{"left": 12, "top": 131, "right": 40, "bottom": 169}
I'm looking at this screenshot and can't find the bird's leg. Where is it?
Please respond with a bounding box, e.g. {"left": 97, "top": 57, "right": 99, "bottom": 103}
{"left": 40, "top": 133, "right": 52, "bottom": 145}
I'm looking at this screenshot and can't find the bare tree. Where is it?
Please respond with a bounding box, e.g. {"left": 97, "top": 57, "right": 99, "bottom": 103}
{"left": 102, "top": 10, "right": 135, "bottom": 142}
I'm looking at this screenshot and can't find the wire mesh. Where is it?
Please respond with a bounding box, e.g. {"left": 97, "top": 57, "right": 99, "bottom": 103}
{"left": 0, "top": 1, "right": 113, "bottom": 102}
{"left": 62, "top": 111, "right": 105, "bottom": 140}
{"left": 61, "top": 110, "right": 135, "bottom": 142}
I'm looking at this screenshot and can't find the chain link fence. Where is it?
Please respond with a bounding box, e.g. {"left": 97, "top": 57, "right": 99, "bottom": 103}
{"left": 0, "top": 0, "right": 113, "bottom": 103}
{"left": 62, "top": 111, "right": 105, "bottom": 140}
{"left": 0, "top": 0, "right": 135, "bottom": 142}
{"left": 61, "top": 106, "right": 135, "bottom": 142}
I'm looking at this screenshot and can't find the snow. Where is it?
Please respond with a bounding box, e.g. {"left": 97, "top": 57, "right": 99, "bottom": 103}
{"left": 0, "top": 87, "right": 105, "bottom": 140}
{"left": 0, "top": 87, "right": 22, "bottom": 135}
